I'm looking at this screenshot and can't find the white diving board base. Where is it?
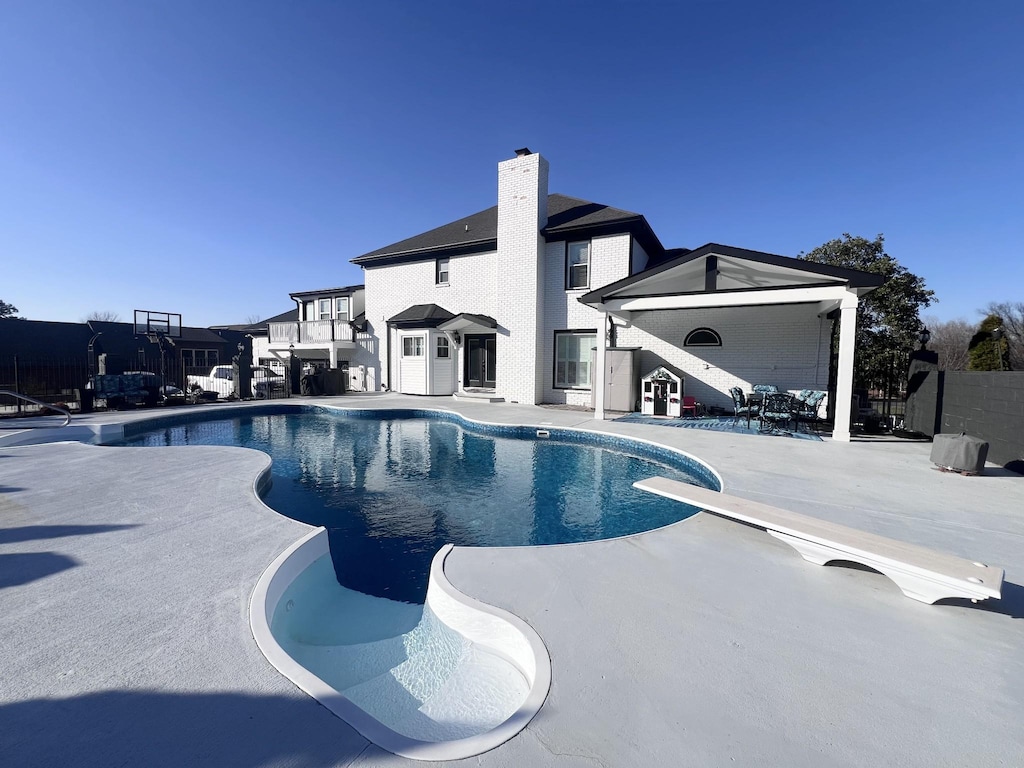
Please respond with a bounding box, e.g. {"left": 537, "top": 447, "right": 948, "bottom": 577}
{"left": 634, "top": 477, "right": 1004, "bottom": 605}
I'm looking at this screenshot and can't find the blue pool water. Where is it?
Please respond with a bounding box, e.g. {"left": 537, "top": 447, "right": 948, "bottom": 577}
{"left": 121, "top": 407, "right": 713, "bottom": 602}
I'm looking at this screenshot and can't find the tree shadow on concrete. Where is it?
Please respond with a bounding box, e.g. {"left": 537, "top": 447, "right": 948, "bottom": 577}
{"left": 0, "top": 552, "right": 78, "bottom": 588}
{"left": 0, "top": 524, "right": 139, "bottom": 545}
{"left": 0, "top": 690, "right": 376, "bottom": 768}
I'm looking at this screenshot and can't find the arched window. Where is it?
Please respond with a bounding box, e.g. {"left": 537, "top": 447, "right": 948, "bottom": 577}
{"left": 684, "top": 327, "right": 722, "bottom": 347}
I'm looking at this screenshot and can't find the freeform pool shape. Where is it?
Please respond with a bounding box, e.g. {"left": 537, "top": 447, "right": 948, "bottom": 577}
{"left": 252, "top": 528, "right": 550, "bottom": 760}
{"left": 120, "top": 405, "right": 720, "bottom": 758}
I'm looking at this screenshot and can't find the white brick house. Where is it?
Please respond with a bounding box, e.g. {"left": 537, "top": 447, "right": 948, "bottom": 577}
{"left": 353, "top": 149, "right": 669, "bottom": 408}
{"left": 341, "top": 149, "right": 882, "bottom": 441}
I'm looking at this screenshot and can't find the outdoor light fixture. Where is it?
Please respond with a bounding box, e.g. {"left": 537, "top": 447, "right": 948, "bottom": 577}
{"left": 237, "top": 342, "right": 244, "bottom": 353}
{"left": 919, "top": 327, "right": 931, "bottom": 349}
{"left": 451, "top": 331, "right": 461, "bottom": 345}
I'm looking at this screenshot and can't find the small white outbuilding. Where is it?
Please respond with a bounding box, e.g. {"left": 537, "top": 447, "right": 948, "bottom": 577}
{"left": 640, "top": 366, "right": 683, "bottom": 417}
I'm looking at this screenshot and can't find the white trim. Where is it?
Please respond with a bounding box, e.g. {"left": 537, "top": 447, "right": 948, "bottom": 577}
{"left": 602, "top": 285, "right": 852, "bottom": 313}
{"left": 831, "top": 293, "right": 858, "bottom": 442}
{"left": 249, "top": 529, "right": 551, "bottom": 761}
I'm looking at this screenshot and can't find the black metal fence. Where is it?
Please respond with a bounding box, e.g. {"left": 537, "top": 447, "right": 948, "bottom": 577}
{"left": 0, "top": 355, "right": 292, "bottom": 417}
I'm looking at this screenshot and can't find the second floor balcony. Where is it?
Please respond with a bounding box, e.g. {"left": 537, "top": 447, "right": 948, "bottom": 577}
{"left": 269, "top": 319, "right": 354, "bottom": 346}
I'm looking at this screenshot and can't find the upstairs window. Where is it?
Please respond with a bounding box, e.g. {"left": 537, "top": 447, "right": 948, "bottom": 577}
{"left": 684, "top": 327, "right": 722, "bottom": 346}
{"left": 318, "top": 299, "right": 332, "bottom": 320}
{"left": 436, "top": 257, "right": 450, "bottom": 285}
{"left": 335, "top": 297, "right": 350, "bottom": 322}
{"left": 566, "top": 241, "right": 590, "bottom": 289}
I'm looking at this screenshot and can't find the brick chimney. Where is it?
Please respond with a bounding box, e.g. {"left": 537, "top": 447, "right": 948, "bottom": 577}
{"left": 496, "top": 149, "right": 549, "bottom": 404}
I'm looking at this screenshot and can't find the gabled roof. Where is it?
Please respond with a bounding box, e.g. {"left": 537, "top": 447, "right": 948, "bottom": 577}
{"left": 351, "top": 194, "right": 664, "bottom": 267}
{"left": 437, "top": 313, "right": 498, "bottom": 332}
{"left": 580, "top": 243, "right": 885, "bottom": 304}
{"left": 387, "top": 304, "right": 456, "bottom": 328}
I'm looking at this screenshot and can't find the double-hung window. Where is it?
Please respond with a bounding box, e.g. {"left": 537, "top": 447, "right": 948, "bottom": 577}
{"left": 566, "top": 241, "right": 590, "bottom": 289}
{"left": 436, "top": 257, "right": 450, "bottom": 285}
{"left": 436, "top": 336, "right": 450, "bottom": 358}
{"left": 335, "top": 297, "right": 350, "bottom": 322}
{"left": 318, "top": 299, "right": 332, "bottom": 321}
{"left": 402, "top": 336, "right": 424, "bottom": 357}
{"left": 554, "top": 331, "right": 596, "bottom": 389}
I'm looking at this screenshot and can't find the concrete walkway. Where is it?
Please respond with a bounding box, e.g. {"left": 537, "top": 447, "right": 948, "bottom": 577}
{"left": 1, "top": 394, "right": 1022, "bottom": 767}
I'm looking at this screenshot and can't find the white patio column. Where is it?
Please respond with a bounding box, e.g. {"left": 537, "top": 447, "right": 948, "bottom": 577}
{"left": 329, "top": 344, "right": 338, "bottom": 370}
{"left": 593, "top": 313, "right": 609, "bottom": 420}
{"left": 832, "top": 292, "right": 859, "bottom": 442}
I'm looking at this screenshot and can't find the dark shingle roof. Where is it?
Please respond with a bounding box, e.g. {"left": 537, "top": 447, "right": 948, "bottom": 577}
{"left": 387, "top": 304, "right": 455, "bottom": 327}
{"left": 351, "top": 194, "right": 663, "bottom": 266}
{"left": 210, "top": 309, "right": 299, "bottom": 334}
{"left": 0, "top": 319, "right": 238, "bottom": 363}
{"left": 288, "top": 284, "right": 363, "bottom": 299}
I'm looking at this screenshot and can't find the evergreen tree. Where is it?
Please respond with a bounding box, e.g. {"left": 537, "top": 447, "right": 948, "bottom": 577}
{"left": 968, "top": 314, "right": 1011, "bottom": 371}
{"left": 801, "top": 234, "right": 934, "bottom": 390}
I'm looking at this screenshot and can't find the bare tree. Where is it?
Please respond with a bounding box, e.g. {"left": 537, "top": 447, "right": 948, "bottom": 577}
{"left": 982, "top": 301, "right": 1024, "bottom": 371}
{"left": 923, "top": 316, "right": 973, "bottom": 371}
{"left": 83, "top": 310, "right": 122, "bottom": 322}
{"left": 245, "top": 314, "right": 262, "bottom": 325}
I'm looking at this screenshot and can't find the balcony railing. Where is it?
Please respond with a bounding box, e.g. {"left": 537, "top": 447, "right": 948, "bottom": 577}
{"left": 269, "top": 320, "right": 354, "bottom": 345}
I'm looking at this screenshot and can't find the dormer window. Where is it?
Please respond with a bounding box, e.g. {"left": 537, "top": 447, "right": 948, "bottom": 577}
{"left": 566, "top": 241, "right": 590, "bottom": 290}
{"left": 436, "top": 257, "right": 450, "bottom": 285}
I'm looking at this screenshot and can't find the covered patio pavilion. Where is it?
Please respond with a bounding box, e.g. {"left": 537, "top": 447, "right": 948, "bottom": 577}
{"left": 580, "top": 243, "right": 885, "bottom": 441}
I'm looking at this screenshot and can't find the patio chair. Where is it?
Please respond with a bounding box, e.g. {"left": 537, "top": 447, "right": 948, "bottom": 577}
{"left": 681, "top": 396, "right": 700, "bottom": 418}
{"left": 729, "top": 386, "right": 758, "bottom": 428}
{"left": 795, "top": 390, "right": 827, "bottom": 432}
{"left": 759, "top": 392, "right": 797, "bottom": 434}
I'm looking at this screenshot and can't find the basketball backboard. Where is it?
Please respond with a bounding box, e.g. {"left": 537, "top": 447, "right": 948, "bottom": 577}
{"left": 133, "top": 310, "right": 182, "bottom": 338}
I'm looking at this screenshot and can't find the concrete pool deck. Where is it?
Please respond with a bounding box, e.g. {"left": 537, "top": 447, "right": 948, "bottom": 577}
{"left": 1, "top": 393, "right": 1022, "bottom": 766}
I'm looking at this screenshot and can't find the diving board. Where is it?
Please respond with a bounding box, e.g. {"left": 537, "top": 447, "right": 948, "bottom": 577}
{"left": 634, "top": 477, "right": 1003, "bottom": 605}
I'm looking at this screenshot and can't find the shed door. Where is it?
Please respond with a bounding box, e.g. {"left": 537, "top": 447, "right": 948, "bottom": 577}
{"left": 653, "top": 381, "right": 668, "bottom": 416}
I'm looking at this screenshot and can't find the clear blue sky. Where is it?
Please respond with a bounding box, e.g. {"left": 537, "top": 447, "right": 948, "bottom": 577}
{"left": 2, "top": 1, "right": 1021, "bottom": 327}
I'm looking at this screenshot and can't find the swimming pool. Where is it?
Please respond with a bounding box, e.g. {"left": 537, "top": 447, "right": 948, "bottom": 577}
{"left": 119, "top": 405, "right": 718, "bottom": 757}
{"left": 121, "top": 406, "right": 717, "bottom": 602}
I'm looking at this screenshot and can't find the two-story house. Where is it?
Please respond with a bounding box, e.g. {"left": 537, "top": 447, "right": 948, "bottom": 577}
{"left": 351, "top": 149, "right": 670, "bottom": 408}
{"left": 306, "top": 149, "right": 880, "bottom": 441}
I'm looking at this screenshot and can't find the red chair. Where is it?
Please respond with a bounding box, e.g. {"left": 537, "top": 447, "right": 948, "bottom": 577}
{"left": 681, "top": 396, "right": 699, "bottom": 418}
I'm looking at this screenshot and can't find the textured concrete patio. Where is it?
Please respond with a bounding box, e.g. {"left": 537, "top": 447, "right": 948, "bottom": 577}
{"left": 1, "top": 394, "right": 1022, "bottom": 766}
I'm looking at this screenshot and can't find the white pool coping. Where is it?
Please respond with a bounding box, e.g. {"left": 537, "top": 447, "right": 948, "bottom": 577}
{"left": 249, "top": 529, "right": 551, "bottom": 761}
